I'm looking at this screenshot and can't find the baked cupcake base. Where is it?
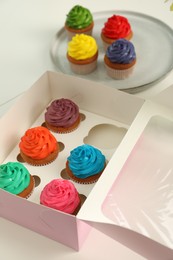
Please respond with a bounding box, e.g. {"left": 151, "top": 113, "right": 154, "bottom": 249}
{"left": 45, "top": 115, "right": 81, "bottom": 133}
{"left": 19, "top": 142, "right": 59, "bottom": 166}
{"left": 101, "top": 31, "right": 133, "bottom": 51}
{"left": 67, "top": 51, "right": 98, "bottom": 75}
{"left": 65, "top": 21, "right": 94, "bottom": 40}
{"left": 66, "top": 161, "right": 106, "bottom": 184}
{"left": 104, "top": 55, "right": 136, "bottom": 80}
{"left": 17, "top": 175, "right": 35, "bottom": 199}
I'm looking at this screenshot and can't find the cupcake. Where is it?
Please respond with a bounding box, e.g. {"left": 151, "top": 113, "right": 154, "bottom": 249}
{"left": 65, "top": 5, "right": 94, "bottom": 40}
{"left": 19, "top": 126, "right": 59, "bottom": 166}
{"left": 66, "top": 144, "right": 106, "bottom": 184}
{"left": 67, "top": 34, "right": 98, "bottom": 75}
{"left": 44, "top": 98, "right": 80, "bottom": 133}
{"left": 101, "top": 15, "right": 133, "bottom": 51}
{"left": 0, "top": 162, "right": 35, "bottom": 199}
{"left": 40, "top": 179, "right": 81, "bottom": 215}
{"left": 104, "top": 38, "right": 136, "bottom": 80}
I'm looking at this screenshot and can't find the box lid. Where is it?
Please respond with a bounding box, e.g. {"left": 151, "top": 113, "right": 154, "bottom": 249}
{"left": 78, "top": 89, "right": 173, "bottom": 259}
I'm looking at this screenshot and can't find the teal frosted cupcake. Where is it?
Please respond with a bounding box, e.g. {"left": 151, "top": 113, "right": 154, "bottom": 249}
{"left": 64, "top": 5, "right": 94, "bottom": 40}
{"left": 0, "top": 162, "right": 35, "bottom": 198}
{"left": 66, "top": 144, "right": 106, "bottom": 184}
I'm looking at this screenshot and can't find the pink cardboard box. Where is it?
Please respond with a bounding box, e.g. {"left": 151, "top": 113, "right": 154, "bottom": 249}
{"left": 1, "top": 71, "right": 173, "bottom": 259}
{"left": 0, "top": 71, "right": 143, "bottom": 251}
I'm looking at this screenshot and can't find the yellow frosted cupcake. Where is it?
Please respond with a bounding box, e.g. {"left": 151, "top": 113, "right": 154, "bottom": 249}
{"left": 67, "top": 34, "right": 98, "bottom": 75}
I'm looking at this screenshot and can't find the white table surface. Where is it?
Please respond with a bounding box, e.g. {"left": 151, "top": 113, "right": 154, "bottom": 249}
{"left": 0, "top": 1, "right": 172, "bottom": 259}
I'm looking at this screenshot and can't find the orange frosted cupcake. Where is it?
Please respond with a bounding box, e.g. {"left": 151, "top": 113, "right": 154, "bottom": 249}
{"left": 67, "top": 34, "right": 98, "bottom": 75}
{"left": 65, "top": 5, "right": 94, "bottom": 40}
{"left": 19, "top": 126, "right": 59, "bottom": 166}
{"left": 101, "top": 15, "right": 133, "bottom": 51}
{"left": 44, "top": 98, "right": 80, "bottom": 133}
{"left": 0, "top": 162, "right": 35, "bottom": 199}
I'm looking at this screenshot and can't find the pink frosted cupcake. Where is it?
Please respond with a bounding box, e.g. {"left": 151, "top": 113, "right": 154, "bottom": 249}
{"left": 67, "top": 34, "right": 98, "bottom": 75}
{"left": 40, "top": 179, "right": 81, "bottom": 215}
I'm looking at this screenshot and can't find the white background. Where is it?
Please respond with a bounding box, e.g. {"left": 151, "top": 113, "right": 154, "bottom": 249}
{"left": 0, "top": 0, "right": 173, "bottom": 259}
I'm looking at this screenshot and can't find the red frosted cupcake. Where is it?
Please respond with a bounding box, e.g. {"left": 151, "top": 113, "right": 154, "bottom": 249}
{"left": 19, "top": 126, "right": 59, "bottom": 166}
{"left": 40, "top": 179, "right": 81, "bottom": 215}
{"left": 101, "top": 15, "right": 133, "bottom": 51}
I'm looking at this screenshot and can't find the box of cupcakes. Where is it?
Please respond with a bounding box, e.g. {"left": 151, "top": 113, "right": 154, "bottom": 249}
{"left": 1, "top": 5, "right": 173, "bottom": 260}
{"left": 1, "top": 70, "right": 173, "bottom": 260}
{"left": 0, "top": 70, "right": 144, "bottom": 250}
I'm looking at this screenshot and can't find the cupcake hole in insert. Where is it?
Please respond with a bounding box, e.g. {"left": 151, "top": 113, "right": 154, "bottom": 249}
{"left": 83, "top": 123, "right": 127, "bottom": 149}
{"left": 80, "top": 112, "right": 86, "bottom": 121}
{"left": 59, "top": 142, "right": 65, "bottom": 152}
{"left": 60, "top": 168, "right": 70, "bottom": 180}
{"left": 16, "top": 153, "right": 25, "bottom": 163}
{"left": 33, "top": 175, "right": 41, "bottom": 187}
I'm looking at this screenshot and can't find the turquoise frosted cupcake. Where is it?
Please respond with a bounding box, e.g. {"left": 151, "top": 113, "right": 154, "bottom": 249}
{"left": 66, "top": 144, "right": 106, "bottom": 184}
{"left": 0, "top": 162, "right": 35, "bottom": 198}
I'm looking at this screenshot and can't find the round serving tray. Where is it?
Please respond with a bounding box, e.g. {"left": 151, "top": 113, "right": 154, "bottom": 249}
{"left": 50, "top": 10, "right": 173, "bottom": 93}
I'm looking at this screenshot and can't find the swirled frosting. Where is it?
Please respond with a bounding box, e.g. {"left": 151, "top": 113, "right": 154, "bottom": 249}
{"left": 67, "top": 34, "right": 98, "bottom": 60}
{"left": 0, "top": 162, "right": 30, "bottom": 194}
{"left": 19, "top": 126, "right": 57, "bottom": 159}
{"left": 40, "top": 179, "right": 80, "bottom": 214}
{"left": 67, "top": 144, "right": 106, "bottom": 179}
{"left": 45, "top": 98, "right": 79, "bottom": 127}
{"left": 66, "top": 5, "right": 93, "bottom": 29}
{"left": 106, "top": 39, "right": 136, "bottom": 64}
{"left": 102, "top": 15, "right": 131, "bottom": 39}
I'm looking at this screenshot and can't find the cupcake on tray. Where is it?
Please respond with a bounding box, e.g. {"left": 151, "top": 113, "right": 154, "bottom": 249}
{"left": 19, "top": 126, "right": 59, "bottom": 166}
{"left": 65, "top": 5, "right": 94, "bottom": 40}
{"left": 104, "top": 38, "right": 136, "bottom": 80}
{"left": 40, "top": 179, "right": 81, "bottom": 215}
{"left": 66, "top": 144, "right": 106, "bottom": 184}
{"left": 67, "top": 33, "right": 98, "bottom": 75}
{"left": 0, "top": 162, "right": 35, "bottom": 199}
{"left": 44, "top": 98, "right": 80, "bottom": 133}
{"left": 101, "top": 14, "right": 133, "bottom": 51}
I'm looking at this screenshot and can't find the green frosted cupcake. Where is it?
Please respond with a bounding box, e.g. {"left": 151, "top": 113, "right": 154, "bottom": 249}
{"left": 0, "top": 162, "right": 35, "bottom": 199}
{"left": 64, "top": 5, "right": 94, "bottom": 40}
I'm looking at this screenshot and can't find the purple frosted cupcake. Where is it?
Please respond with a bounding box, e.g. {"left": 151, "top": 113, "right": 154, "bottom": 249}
{"left": 104, "top": 38, "right": 136, "bottom": 79}
{"left": 44, "top": 98, "right": 80, "bottom": 133}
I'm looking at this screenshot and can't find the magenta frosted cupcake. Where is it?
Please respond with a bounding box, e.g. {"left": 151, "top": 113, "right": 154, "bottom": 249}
{"left": 44, "top": 98, "right": 80, "bottom": 133}
{"left": 40, "top": 179, "right": 81, "bottom": 215}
